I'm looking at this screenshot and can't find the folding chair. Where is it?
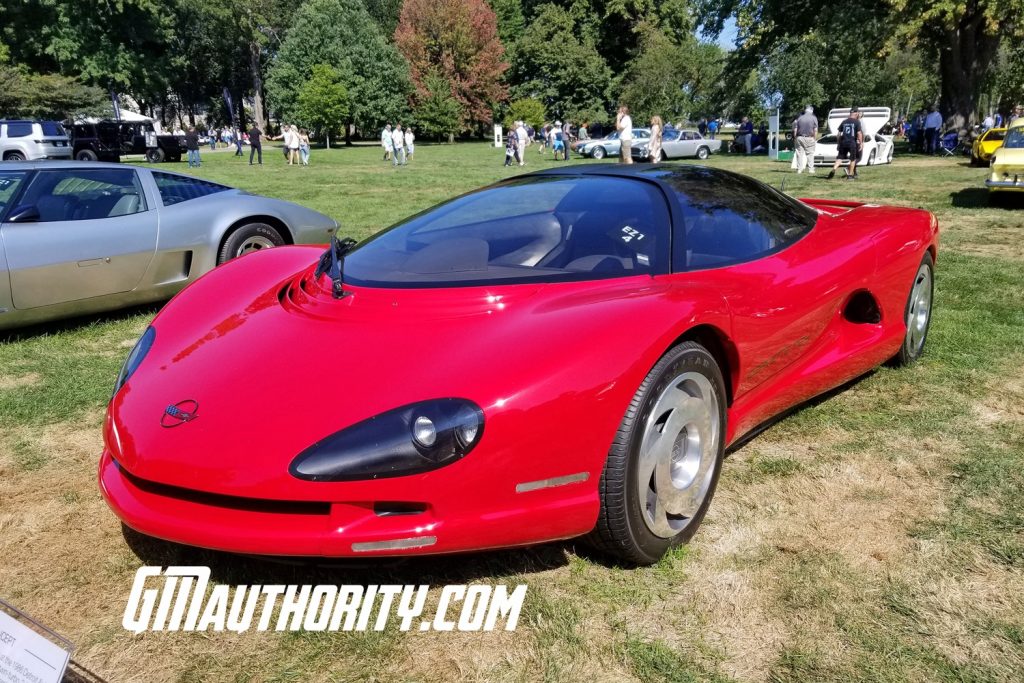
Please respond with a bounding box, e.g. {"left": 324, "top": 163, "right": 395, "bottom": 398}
{"left": 939, "top": 131, "right": 960, "bottom": 156}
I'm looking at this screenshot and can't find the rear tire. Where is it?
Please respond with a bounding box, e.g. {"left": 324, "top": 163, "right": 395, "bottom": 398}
{"left": 696, "top": 146, "right": 710, "bottom": 160}
{"left": 889, "top": 252, "right": 934, "bottom": 367}
{"left": 217, "top": 222, "right": 286, "bottom": 264}
{"left": 592, "top": 146, "right": 606, "bottom": 160}
{"left": 587, "top": 342, "right": 726, "bottom": 565}
{"left": 76, "top": 149, "right": 99, "bottom": 161}
{"left": 4, "top": 151, "right": 25, "bottom": 161}
{"left": 146, "top": 148, "right": 166, "bottom": 163}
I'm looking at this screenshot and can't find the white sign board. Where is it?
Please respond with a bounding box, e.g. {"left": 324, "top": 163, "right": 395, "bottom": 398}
{"left": 0, "top": 605, "right": 72, "bottom": 683}
{"left": 768, "top": 109, "right": 780, "bottom": 160}
{"left": 493, "top": 124, "right": 502, "bottom": 148}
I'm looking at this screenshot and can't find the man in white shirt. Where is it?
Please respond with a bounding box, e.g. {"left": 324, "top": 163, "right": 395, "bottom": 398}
{"left": 982, "top": 114, "right": 994, "bottom": 131}
{"left": 515, "top": 121, "right": 528, "bottom": 166}
{"left": 404, "top": 127, "right": 415, "bottom": 161}
{"left": 391, "top": 124, "right": 406, "bottom": 166}
{"left": 616, "top": 106, "right": 633, "bottom": 164}
{"left": 924, "top": 107, "right": 943, "bottom": 155}
{"left": 381, "top": 124, "right": 393, "bottom": 161}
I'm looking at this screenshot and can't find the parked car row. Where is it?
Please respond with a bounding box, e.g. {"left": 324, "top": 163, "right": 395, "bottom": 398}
{"left": 1, "top": 119, "right": 187, "bottom": 163}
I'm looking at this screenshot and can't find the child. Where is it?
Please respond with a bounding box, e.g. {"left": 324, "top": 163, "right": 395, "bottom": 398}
{"left": 504, "top": 129, "right": 518, "bottom": 166}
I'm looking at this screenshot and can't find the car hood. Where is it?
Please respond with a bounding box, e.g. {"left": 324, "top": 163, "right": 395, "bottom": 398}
{"left": 992, "top": 147, "right": 1024, "bottom": 167}
{"left": 108, "top": 246, "right": 694, "bottom": 499}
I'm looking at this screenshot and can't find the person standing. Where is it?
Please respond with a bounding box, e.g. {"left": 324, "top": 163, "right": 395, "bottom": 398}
{"left": 708, "top": 118, "right": 718, "bottom": 140}
{"left": 381, "top": 124, "right": 393, "bottom": 161}
{"left": 982, "top": 113, "right": 994, "bottom": 131}
{"left": 287, "top": 125, "right": 300, "bottom": 165}
{"left": 391, "top": 123, "right": 406, "bottom": 166}
{"left": 209, "top": 128, "right": 217, "bottom": 151}
{"left": 185, "top": 127, "right": 201, "bottom": 168}
{"left": 739, "top": 116, "right": 754, "bottom": 154}
{"left": 792, "top": 105, "right": 818, "bottom": 174}
{"left": 248, "top": 124, "right": 262, "bottom": 165}
{"left": 994, "top": 111, "right": 1004, "bottom": 128}
{"left": 299, "top": 129, "right": 311, "bottom": 166}
{"left": 515, "top": 120, "right": 528, "bottom": 166}
{"left": 551, "top": 121, "right": 565, "bottom": 159}
{"left": 234, "top": 129, "right": 243, "bottom": 156}
{"left": 648, "top": 115, "right": 663, "bottom": 162}
{"left": 698, "top": 117, "right": 708, "bottom": 137}
{"left": 827, "top": 106, "right": 863, "bottom": 180}
{"left": 404, "top": 127, "right": 415, "bottom": 161}
{"left": 924, "top": 106, "right": 942, "bottom": 155}
{"left": 504, "top": 128, "right": 518, "bottom": 166}
{"left": 616, "top": 106, "right": 633, "bottom": 164}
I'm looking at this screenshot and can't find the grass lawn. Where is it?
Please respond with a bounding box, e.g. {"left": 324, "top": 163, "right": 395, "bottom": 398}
{"left": 1, "top": 142, "right": 1022, "bottom": 682}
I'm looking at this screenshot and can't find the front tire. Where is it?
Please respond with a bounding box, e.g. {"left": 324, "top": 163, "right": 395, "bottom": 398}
{"left": 4, "top": 151, "right": 25, "bottom": 161}
{"left": 146, "top": 148, "right": 166, "bottom": 163}
{"left": 217, "top": 222, "right": 286, "bottom": 264}
{"left": 592, "top": 146, "right": 606, "bottom": 160}
{"left": 889, "top": 252, "right": 934, "bottom": 366}
{"left": 588, "top": 342, "right": 726, "bottom": 565}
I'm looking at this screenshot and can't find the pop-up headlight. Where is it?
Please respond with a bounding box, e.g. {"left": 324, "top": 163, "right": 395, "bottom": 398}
{"left": 290, "top": 398, "right": 485, "bottom": 481}
{"left": 113, "top": 326, "right": 155, "bottom": 396}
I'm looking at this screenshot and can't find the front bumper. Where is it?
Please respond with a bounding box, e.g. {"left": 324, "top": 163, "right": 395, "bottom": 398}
{"left": 99, "top": 448, "right": 596, "bottom": 557}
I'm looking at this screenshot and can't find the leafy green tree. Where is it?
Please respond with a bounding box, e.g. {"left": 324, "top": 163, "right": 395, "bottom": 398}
{"left": 296, "top": 64, "right": 350, "bottom": 146}
{"left": 491, "top": 0, "right": 526, "bottom": 45}
{"left": 506, "top": 97, "right": 546, "bottom": 129}
{"left": 507, "top": 4, "right": 613, "bottom": 124}
{"left": 365, "top": 0, "right": 405, "bottom": 35}
{"left": 413, "top": 71, "right": 465, "bottom": 141}
{"left": 266, "top": 0, "right": 411, "bottom": 139}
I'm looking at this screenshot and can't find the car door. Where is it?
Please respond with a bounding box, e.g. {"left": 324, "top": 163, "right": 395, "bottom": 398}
{"left": 678, "top": 132, "right": 699, "bottom": 157}
{"left": 661, "top": 130, "right": 682, "bottom": 158}
{"left": 0, "top": 167, "right": 158, "bottom": 310}
{"left": 663, "top": 168, "right": 877, "bottom": 433}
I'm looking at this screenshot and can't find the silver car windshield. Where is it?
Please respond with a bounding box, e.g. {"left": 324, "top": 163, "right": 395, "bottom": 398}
{"left": 0, "top": 171, "right": 28, "bottom": 216}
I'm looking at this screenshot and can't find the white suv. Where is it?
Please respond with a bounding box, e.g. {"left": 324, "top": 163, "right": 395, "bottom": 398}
{"left": 0, "top": 120, "right": 73, "bottom": 161}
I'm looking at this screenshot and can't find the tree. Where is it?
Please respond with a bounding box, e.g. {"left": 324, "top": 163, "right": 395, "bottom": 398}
{"left": 507, "top": 4, "right": 613, "bottom": 124}
{"left": 506, "top": 97, "right": 546, "bottom": 129}
{"left": 414, "top": 71, "right": 465, "bottom": 141}
{"left": 491, "top": 0, "right": 526, "bottom": 45}
{"left": 266, "top": 0, "right": 411, "bottom": 139}
{"left": 365, "top": 0, "right": 404, "bottom": 35}
{"left": 296, "top": 64, "right": 350, "bottom": 146}
{"left": 394, "top": 0, "right": 509, "bottom": 130}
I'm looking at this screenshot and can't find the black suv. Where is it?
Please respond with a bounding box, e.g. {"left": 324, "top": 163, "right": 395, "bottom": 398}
{"left": 70, "top": 120, "right": 186, "bottom": 163}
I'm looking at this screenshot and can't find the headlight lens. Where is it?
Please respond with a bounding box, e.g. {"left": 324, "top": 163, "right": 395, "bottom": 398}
{"left": 290, "top": 398, "right": 485, "bottom": 481}
{"left": 113, "top": 326, "right": 155, "bottom": 397}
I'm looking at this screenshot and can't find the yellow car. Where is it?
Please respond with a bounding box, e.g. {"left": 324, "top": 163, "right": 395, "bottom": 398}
{"left": 986, "top": 119, "right": 1024, "bottom": 194}
{"left": 971, "top": 127, "right": 1006, "bottom": 165}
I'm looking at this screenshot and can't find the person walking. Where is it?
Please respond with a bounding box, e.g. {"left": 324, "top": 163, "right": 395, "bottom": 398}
{"left": 551, "top": 121, "right": 565, "bottom": 159}
{"left": 287, "top": 125, "right": 300, "bottom": 165}
{"left": 185, "top": 127, "right": 201, "bottom": 168}
{"left": 648, "top": 115, "right": 663, "bottom": 162}
{"left": 708, "top": 118, "right": 719, "bottom": 140}
{"left": 234, "top": 129, "right": 243, "bottom": 156}
{"left": 616, "top": 106, "right": 633, "bottom": 164}
{"left": 504, "top": 127, "right": 518, "bottom": 166}
{"left": 827, "top": 106, "right": 863, "bottom": 180}
{"left": 792, "top": 105, "right": 818, "bottom": 174}
{"left": 381, "top": 124, "right": 393, "bottom": 161}
{"left": 299, "top": 129, "right": 311, "bottom": 166}
{"left": 698, "top": 117, "right": 708, "bottom": 137}
{"left": 924, "top": 106, "right": 942, "bottom": 155}
{"left": 209, "top": 129, "right": 217, "bottom": 151}
{"left": 391, "top": 123, "right": 406, "bottom": 166}
{"left": 739, "top": 116, "right": 754, "bottom": 154}
{"left": 404, "top": 127, "right": 415, "bottom": 161}
{"left": 515, "top": 120, "right": 528, "bottom": 166}
{"left": 248, "top": 124, "right": 262, "bottom": 165}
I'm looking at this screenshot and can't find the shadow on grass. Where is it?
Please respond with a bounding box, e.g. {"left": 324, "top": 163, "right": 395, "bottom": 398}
{"left": 0, "top": 302, "right": 163, "bottom": 343}
{"left": 950, "top": 187, "right": 1024, "bottom": 209}
{"left": 122, "top": 524, "right": 576, "bottom": 584}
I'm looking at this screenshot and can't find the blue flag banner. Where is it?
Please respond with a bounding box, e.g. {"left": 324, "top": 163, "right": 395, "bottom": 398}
{"left": 110, "top": 90, "right": 122, "bottom": 123}
{"left": 223, "top": 87, "right": 237, "bottom": 127}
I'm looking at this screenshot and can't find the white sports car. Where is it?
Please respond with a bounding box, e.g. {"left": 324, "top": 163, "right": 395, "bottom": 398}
{"left": 813, "top": 107, "right": 894, "bottom": 167}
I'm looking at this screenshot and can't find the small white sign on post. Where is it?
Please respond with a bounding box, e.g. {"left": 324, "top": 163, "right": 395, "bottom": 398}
{"left": 494, "top": 124, "right": 503, "bottom": 148}
{"left": 0, "top": 601, "right": 73, "bottom": 683}
{"left": 768, "top": 108, "right": 780, "bottom": 160}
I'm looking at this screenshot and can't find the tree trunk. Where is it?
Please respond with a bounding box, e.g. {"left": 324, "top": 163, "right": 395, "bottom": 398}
{"left": 249, "top": 41, "right": 266, "bottom": 132}
{"left": 936, "top": 6, "right": 1001, "bottom": 132}
{"left": 345, "top": 122, "right": 352, "bottom": 146}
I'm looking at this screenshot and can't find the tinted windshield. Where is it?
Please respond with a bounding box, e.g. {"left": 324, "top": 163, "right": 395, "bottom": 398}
{"left": 41, "top": 121, "right": 66, "bottom": 137}
{"left": 0, "top": 171, "right": 27, "bottom": 216}
{"left": 344, "top": 175, "right": 670, "bottom": 287}
{"left": 1004, "top": 127, "right": 1024, "bottom": 149}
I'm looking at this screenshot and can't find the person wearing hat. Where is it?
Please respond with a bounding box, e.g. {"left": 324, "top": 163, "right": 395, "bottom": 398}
{"left": 828, "top": 106, "right": 863, "bottom": 180}
{"left": 792, "top": 105, "right": 818, "bottom": 174}
{"left": 552, "top": 121, "right": 565, "bottom": 159}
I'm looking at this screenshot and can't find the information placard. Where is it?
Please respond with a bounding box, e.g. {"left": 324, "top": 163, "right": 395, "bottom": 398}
{"left": 0, "top": 601, "right": 72, "bottom": 683}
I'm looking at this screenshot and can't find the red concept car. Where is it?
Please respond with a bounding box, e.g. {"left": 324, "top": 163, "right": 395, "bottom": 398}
{"left": 100, "top": 165, "right": 939, "bottom": 564}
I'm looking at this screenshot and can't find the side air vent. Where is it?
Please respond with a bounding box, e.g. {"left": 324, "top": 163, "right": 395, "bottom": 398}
{"left": 843, "top": 290, "right": 881, "bottom": 324}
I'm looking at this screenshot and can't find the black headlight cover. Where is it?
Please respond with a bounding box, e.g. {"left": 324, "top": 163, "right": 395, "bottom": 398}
{"left": 113, "top": 326, "right": 155, "bottom": 397}
{"left": 290, "top": 398, "right": 485, "bottom": 482}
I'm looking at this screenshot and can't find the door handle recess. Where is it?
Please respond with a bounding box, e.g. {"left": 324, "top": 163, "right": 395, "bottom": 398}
{"left": 77, "top": 257, "right": 111, "bottom": 267}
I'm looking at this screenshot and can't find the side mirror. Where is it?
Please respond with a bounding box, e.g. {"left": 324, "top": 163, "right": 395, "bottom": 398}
{"left": 7, "top": 204, "right": 40, "bottom": 223}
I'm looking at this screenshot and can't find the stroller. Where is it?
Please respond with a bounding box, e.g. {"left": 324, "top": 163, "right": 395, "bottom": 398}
{"left": 939, "top": 131, "right": 961, "bottom": 156}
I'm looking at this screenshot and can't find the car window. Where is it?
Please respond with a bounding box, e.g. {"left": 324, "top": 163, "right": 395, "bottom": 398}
{"left": 984, "top": 129, "right": 1006, "bottom": 143}
{"left": 5, "top": 122, "right": 32, "bottom": 138}
{"left": 1004, "top": 127, "right": 1024, "bottom": 149}
{"left": 632, "top": 129, "right": 649, "bottom": 138}
{"left": 41, "top": 122, "right": 66, "bottom": 137}
{"left": 152, "top": 172, "right": 230, "bottom": 205}
{"left": 19, "top": 169, "right": 148, "bottom": 222}
{"left": 662, "top": 167, "right": 818, "bottom": 270}
{"left": 344, "top": 175, "right": 670, "bottom": 287}
{"left": 663, "top": 130, "right": 681, "bottom": 142}
{"left": 818, "top": 134, "right": 837, "bottom": 144}
{"left": 0, "top": 171, "right": 28, "bottom": 217}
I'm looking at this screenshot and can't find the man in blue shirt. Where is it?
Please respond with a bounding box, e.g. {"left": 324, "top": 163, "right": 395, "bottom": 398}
{"left": 924, "top": 107, "right": 943, "bottom": 155}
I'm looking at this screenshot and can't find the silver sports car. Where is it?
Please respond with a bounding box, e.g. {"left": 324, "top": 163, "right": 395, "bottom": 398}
{"left": 632, "top": 129, "right": 723, "bottom": 161}
{"left": 573, "top": 129, "right": 651, "bottom": 159}
{"left": 0, "top": 161, "right": 337, "bottom": 329}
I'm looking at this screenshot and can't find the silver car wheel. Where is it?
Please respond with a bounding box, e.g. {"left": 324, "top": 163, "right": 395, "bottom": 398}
{"left": 236, "top": 235, "right": 276, "bottom": 257}
{"left": 637, "top": 371, "right": 721, "bottom": 538}
{"left": 906, "top": 262, "right": 933, "bottom": 356}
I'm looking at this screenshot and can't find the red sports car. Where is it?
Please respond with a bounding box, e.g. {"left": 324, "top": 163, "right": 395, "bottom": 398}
{"left": 100, "top": 165, "right": 938, "bottom": 564}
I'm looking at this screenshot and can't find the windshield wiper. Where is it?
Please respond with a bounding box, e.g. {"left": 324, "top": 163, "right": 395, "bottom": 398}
{"left": 314, "top": 235, "right": 358, "bottom": 299}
